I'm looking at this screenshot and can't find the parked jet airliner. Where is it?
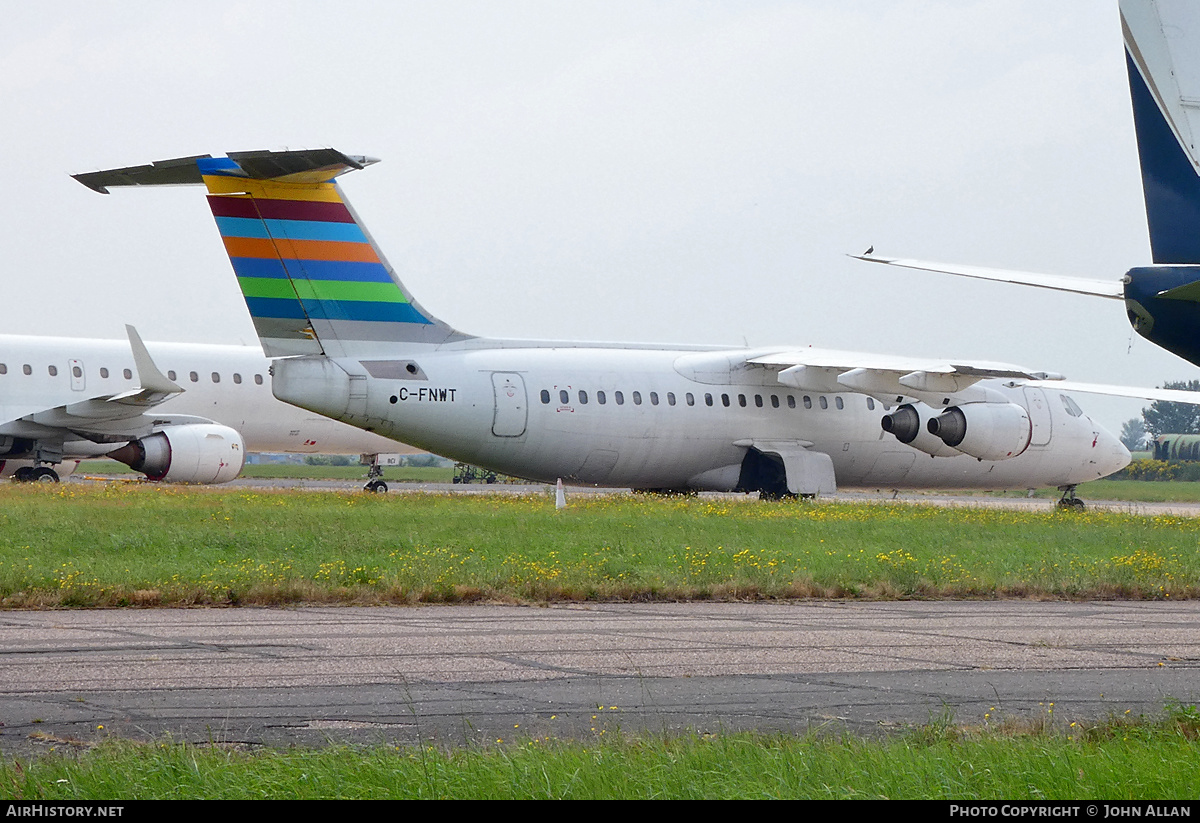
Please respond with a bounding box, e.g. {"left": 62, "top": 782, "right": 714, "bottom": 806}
{"left": 0, "top": 325, "right": 408, "bottom": 484}
{"left": 854, "top": 0, "right": 1200, "bottom": 373}
{"left": 75, "top": 149, "right": 1136, "bottom": 507}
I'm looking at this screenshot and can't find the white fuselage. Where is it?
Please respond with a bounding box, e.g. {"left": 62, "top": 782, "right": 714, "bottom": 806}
{"left": 274, "top": 342, "right": 1130, "bottom": 491}
{"left": 0, "top": 334, "right": 408, "bottom": 461}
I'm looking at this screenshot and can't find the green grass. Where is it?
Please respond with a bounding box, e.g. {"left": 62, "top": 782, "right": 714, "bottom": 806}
{"left": 4, "top": 707, "right": 1198, "bottom": 799}
{"left": 1, "top": 485, "right": 1198, "bottom": 607}
{"left": 985, "top": 478, "right": 1200, "bottom": 503}
{"left": 1077, "top": 479, "right": 1200, "bottom": 503}
{"left": 74, "top": 460, "right": 454, "bottom": 482}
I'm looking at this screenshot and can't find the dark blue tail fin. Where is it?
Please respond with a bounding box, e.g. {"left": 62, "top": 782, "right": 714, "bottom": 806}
{"left": 1123, "top": 0, "right": 1200, "bottom": 263}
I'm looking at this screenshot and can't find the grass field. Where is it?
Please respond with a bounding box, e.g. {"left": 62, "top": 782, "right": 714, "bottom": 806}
{"left": 3, "top": 483, "right": 1197, "bottom": 799}
{"left": 4, "top": 707, "right": 1198, "bottom": 799}
{"left": 1, "top": 484, "right": 1198, "bottom": 607}
{"left": 74, "top": 460, "right": 455, "bottom": 483}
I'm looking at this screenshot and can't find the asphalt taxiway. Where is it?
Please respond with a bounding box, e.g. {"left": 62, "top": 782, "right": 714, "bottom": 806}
{"left": 1, "top": 601, "right": 1196, "bottom": 754}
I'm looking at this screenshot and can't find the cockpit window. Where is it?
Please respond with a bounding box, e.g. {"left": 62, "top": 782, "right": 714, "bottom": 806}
{"left": 1060, "top": 394, "right": 1083, "bottom": 417}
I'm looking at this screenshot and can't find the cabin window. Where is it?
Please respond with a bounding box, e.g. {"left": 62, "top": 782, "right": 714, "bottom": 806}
{"left": 650, "top": 392, "right": 659, "bottom": 406}
{"left": 686, "top": 393, "right": 695, "bottom": 406}
{"left": 578, "top": 390, "right": 588, "bottom": 404}
{"left": 615, "top": 391, "right": 625, "bottom": 405}
{"left": 705, "top": 393, "right": 713, "bottom": 406}
{"left": 559, "top": 389, "right": 569, "bottom": 405}
{"left": 597, "top": 390, "right": 607, "bottom": 405}
{"left": 819, "top": 396, "right": 828, "bottom": 410}
{"left": 0, "top": 364, "right": 6, "bottom": 375}
{"left": 787, "top": 395, "right": 796, "bottom": 409}
{"left": 770, "top": 395, "right": 779, "bottom": 409}
{"left": 212, "top": 372, "right": 221, "bottom": 384}
{"left": 720, "top": 394, "right": 729, "bottom": 407}
{"left": 632, "top": 391, "right": 642, "bottom": 405}
{"left": 48, "top": 366, "right": 58, "bottom": 377}
{"left": 189, "top": 371, "right": 199, "bottom": 383}
{"left": 99, "top": 367, "right": 108, "bottom": 378}
{"left": 168, "top": 370, "right": 177, "bottom": 381}
{"left": 737, "top": 394, "right": 746, "bottom": 407}
{"left": 255, "top": 374, "right": 264, "bottom": 385}
{"left": 803, "top": 395, "right": 812, "bottom": 409}
{"left": 123, "top": 369, "right": 132, "bottom": 380}
{"left": 755, "top": 395, "right": 764, "bottom": 408}
{"left": 233, "top": 373, "right": 242, "bottom": 384}
{"left": 22, "top": 365, "right": 31, "bottom": 376}
{"left": 866, "top": 397, "right": 875, "bottom": 410}
{"left": 835, "top": 397, "right": 844, "bottom": 410}
{"left": 540, "top": 390, "right": 551, "bottom": 404}
{"left": 72, "top": 366, "right": 82, "bottom": 378}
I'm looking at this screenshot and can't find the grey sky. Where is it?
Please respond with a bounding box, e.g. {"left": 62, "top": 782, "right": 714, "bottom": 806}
{"left": 2, "top": 0, "right": 1188, "bottom": 433}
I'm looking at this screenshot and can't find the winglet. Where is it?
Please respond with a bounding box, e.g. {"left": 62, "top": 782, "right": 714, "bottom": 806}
{"left": 126, "top": 325, "right": 182, "bottom": 395}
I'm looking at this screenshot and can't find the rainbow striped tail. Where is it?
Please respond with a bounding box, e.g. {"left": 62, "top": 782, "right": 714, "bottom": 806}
{"left": 75, "top": 149, "right": 468, "bottom": 357}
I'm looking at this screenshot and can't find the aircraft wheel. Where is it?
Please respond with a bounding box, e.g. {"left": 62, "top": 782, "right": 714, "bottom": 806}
{"left": 364, "top": 479, "right": 388, "bottom": 493}
{"left": 32, "top": 467, "right": 59, "bottom": 483}
{"left": 12, "top": 467, "right": 33, "bottom": 482}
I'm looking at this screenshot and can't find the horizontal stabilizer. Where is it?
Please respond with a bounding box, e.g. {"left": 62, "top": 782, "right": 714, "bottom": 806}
{"left": 73, "top": 149, "right": 376, "bottom": 193}
{"left": 1155, "top": 279, "right": 1200, "bottom": 302}
{"left": 850, "top": 253, "right": 1124, "bottom": 299}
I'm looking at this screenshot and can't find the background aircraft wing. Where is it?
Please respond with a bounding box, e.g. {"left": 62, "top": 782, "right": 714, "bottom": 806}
{"left": 850, "top": 253, "right": 1125, "bottom": 299}
{"left": 0, "top": 325, "right": 184, "bottom": 443}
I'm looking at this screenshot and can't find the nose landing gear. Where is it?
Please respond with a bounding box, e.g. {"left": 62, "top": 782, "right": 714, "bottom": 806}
{"left": 1056, "top": 485, "right": 1085, "bottom": 511}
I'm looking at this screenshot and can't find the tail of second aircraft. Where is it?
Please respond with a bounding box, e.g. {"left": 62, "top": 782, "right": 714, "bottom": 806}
{"left": 1122, "top": 0, "right": 1200, "bottom": 263}
{"left": 74, "top": 149, "right": 469, "bottom": 358}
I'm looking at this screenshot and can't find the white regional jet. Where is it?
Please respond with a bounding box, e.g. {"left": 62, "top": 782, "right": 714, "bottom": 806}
{"left": 74, "top": 149, "right": 1134, "bottom": 507}
{"left": 0, "top": 324, "right": 407, "bottom": 484}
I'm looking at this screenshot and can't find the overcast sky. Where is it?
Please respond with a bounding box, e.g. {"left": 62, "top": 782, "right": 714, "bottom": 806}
{"left": 2, "top": 0, "right": 1190, "bottom": 433}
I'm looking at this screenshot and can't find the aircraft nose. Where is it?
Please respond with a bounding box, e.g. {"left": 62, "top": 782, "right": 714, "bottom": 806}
{"left": 1091, "top": 422, "right": 1131, "bottom": 479}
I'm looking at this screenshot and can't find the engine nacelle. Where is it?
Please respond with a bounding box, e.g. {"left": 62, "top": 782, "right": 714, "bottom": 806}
{"left": 107, "top": 424, "right": 245, "bottom": 484}
{"left": 927, "top": 403, "right": 1032, "bottom": 461}
{"left": 880, "top": 403, "right": 960, "bottom": 457}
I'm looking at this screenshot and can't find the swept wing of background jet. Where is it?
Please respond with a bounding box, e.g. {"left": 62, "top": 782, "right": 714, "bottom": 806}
{"left": 853, "top": 0, "right": 1200, "bottom": 370}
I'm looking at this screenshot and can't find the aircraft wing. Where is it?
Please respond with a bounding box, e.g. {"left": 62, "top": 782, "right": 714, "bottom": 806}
{"left": 744, "top": 347, "right": 1058, "bottom": 403}
{"left": 850, "top": 253, "right": 1125, "bottom": 299}
{"left": 1020, "top": 380, "right": 1200, "bottom": 406}
{"left": 743, "top": 347, "right": 1200, "bottom": 410}
{"left": 739, "top": 347, "right": 1200, "bottom": 410}
{"left": 0, "top": 326, "right": 185, "bottom": 443}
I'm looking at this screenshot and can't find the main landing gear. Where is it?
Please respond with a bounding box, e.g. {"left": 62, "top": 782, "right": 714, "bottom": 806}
{"left": 13, "top": 466, "right": 59, "bottom": 483}
{"left": 363, "top": 463, "right": 388, "bottom": 493}
{"left": 1056, "top": 485, "right": 1085, "bottom": 511}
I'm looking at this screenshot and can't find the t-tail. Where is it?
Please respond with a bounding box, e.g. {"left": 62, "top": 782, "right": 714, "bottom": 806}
{"left": 74, "top": 149, "right": 469, "bottom": 358}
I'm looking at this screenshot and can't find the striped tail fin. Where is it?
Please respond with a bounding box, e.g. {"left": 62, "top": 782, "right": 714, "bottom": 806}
{"left": 75, "top": 149, "right": 469, "bottom": 357}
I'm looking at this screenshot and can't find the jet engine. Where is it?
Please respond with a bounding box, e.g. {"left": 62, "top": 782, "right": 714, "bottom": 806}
{"left": 926, "top": 403, "right": 1032, "bottom": 461}
{"left": 880, "top": 403, "right": 960, "bottom": 457}
{"left": 106, "top": 424, "right": 245, "bottom": 484}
